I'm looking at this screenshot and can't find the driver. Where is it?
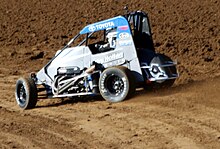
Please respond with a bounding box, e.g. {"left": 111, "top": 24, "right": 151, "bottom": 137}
{"left": 95, "top": 31, "right": 117, "bottom": 52}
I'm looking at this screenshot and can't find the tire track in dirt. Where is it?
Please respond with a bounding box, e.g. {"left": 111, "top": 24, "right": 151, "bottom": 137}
{"left": 93, "top": 104, "right": 203, "bottom": 149}
{"left": 0, "top": 75, "right": 220, "bottom": 148}
{"left": 138, "top": 106, "right": 220, "bottom": 149}
{"left": 0, "top": 106, "right": 116, "bottom": 149}
{"left": 0, "top": 132, "right": 37, "bottom": 149}
{"left": 132, "top": 90, "right": 220, "bottom": 148}
{"left": 93, "top": 80, "right": 220, "bottom": 148}
{"left": 0, "top": 76, "right": 122, "bottom": 149}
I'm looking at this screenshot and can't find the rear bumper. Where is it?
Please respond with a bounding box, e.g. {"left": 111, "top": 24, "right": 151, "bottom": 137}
{"left": 140, "top": 61, "right": 179, "bottom": 82}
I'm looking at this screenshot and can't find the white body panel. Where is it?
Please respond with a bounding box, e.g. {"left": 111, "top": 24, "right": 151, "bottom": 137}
{"left": 36, "top": 46, "right": 91, "bottom": 86}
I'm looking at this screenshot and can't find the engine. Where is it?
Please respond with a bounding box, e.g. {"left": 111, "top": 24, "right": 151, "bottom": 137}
{"left": 52, "top": 66, "right": 99, "bottom": 95}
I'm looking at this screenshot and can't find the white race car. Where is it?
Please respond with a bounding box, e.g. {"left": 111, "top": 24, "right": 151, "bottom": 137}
{"left": 15, "top": 11, "right": 178, "bottom": 109}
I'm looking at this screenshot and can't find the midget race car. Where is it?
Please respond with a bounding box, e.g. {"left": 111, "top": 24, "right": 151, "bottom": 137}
{"left": 15, "top": 11, "right": 178, "bottom": 109}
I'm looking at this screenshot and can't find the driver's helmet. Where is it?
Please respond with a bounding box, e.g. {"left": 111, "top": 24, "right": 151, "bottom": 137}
{"left": 106, "top": 30, "right": 117, "bottom": 48}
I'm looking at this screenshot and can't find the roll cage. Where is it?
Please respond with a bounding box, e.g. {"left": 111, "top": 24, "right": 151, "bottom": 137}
{"left": 44, "top": 11, "right": 154, "bottom": 81}
{"left": 124, "top": 11, "right": 154, "bottom": 50}
{"left": 62, "top": 11, "right": 154, "bottom": 50}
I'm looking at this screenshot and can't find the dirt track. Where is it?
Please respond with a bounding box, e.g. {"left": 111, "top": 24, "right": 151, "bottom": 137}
{"left": 0, "top": 0, "right": 220, "bottom": 148}
{"left": 1, "top": 75, "right": 220, "bottom": 148}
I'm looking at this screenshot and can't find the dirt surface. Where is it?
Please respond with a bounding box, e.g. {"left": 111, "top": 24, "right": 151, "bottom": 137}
{"left": 0, "top": 0, "right": 220, "bottom": 148}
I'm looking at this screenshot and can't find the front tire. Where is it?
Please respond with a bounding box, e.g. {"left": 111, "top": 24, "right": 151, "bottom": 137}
{"left": 15, "top": 77, "right": 38, "bottom": 109}
{"left": 99, "top": 66, "right": 135, "bottom": 103}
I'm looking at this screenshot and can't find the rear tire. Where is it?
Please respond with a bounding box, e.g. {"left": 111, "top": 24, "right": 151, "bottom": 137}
{"left": 15, "top": 77, "right": 38, "bottom": 109}
{"left": 99, "top": 66, "right": 135, "bottom": 103}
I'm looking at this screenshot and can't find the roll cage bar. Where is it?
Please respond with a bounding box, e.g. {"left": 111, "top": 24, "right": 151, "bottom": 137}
{"left": 124, "top": 11, "right": 154, "bottom": 50}
{"left": 124, "top": 11, "right": 152, "bottom": 35}
{"left": 64, "top": 11, "right": 154, "bottom": 49}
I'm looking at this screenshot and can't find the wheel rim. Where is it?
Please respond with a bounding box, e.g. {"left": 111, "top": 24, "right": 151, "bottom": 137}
{"left": 105, "top": 74, "right": 124, "bottom": 96}
{"left": 17, "top": 84, "right": 27, "bottom": 105}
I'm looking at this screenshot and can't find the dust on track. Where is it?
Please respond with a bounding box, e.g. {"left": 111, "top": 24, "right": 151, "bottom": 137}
{"left": 0, "top": 75, "right": 220, "bottom": 148}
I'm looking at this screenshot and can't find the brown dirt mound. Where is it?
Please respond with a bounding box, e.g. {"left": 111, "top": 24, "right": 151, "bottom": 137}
{"left": 0, "top": 0, "right": 220, "bottom": 148}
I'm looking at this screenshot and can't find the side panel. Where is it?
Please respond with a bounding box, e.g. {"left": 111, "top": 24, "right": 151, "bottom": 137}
{"left": 91, "top": 25, "right": 144, "bottom": 83}
{"left": 116, "top": 24, "right": 144, "bottom": 83}
{"left": 36, "top": 46, "right": 89, "bottom": 86}
{"left": 81, "top": 15, "right": 144, "bottom": 83}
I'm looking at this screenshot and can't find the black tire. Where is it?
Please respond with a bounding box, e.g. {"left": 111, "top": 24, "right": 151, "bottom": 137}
{"left": 99, "top": 66, "right": 135, "bottom": 103}
{"left": 150, "top": 54, "right": 177, "bottom": 89}
{"left": 15, "top": 77, "right": 38, "bottom": 109}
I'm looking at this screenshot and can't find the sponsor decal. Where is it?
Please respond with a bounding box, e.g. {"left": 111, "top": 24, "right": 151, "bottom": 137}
{"left": 103, "top": 59, "right": 126, "bottom": 68}
{"left": 118, "top": 32, "right": 130, "bottom": 39}
{"left": 88, "top": 26, "right": 96, "bottom": 32}
{"left": 119, "top": 40, "right": 132, "bottom": 46}
{"left": 118, "top": 25, "right": 129, "bottom": 30}
{"left": 88, "top": 22, "right": 115, "bottom": 32}
{"left": 96, "top": 52, "right": 124, "bottom": 64}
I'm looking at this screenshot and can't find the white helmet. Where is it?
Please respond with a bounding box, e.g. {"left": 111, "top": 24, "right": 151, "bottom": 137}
{"left": 106, "top": 31, "right": 117, "bottom": 48}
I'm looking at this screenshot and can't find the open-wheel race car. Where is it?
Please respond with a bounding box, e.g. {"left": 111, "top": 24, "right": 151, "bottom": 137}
{"left": 15, "top": 11, "right": 178, "bottom": 109}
